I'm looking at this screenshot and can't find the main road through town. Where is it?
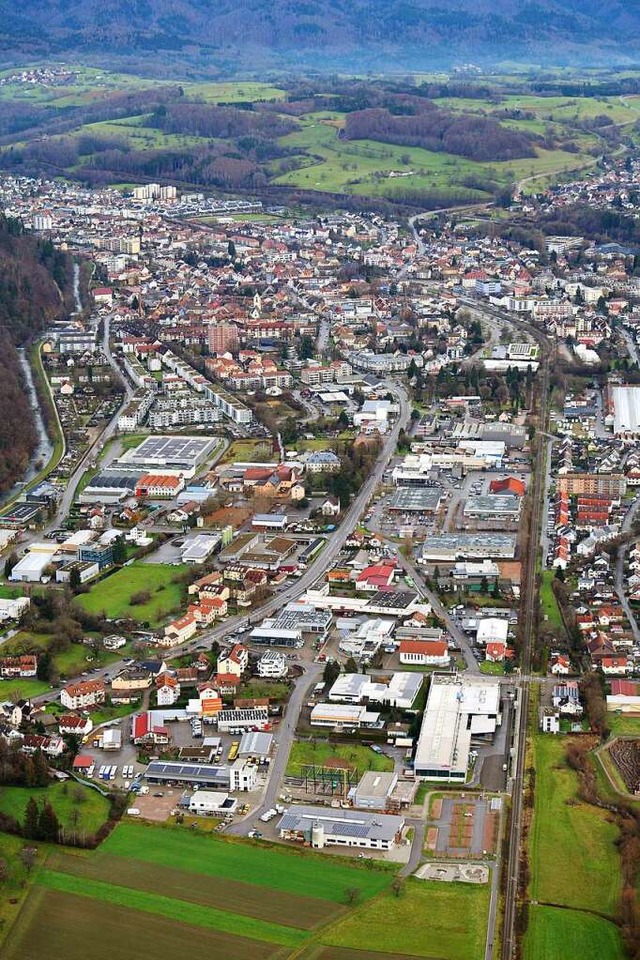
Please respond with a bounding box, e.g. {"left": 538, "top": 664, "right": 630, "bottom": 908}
{"left": 32, "top": 380, "right": 414, "bottom": 814}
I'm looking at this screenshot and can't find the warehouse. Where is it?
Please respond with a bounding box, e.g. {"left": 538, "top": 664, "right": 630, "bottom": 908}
{"left": 181, "top": 533, "right": 222, "bottom": 564}
{"left": 419, "top": 533, "right": 517, "bottom": 562}
{"left": 611, "top": 385, "right": 640, "bottom": 439}
{"left": 270, "top": 602, "right": 332, "bottom": 638}
{"left": 144, "top": 760, "right": 257, "bottom": 791}
{"left": 277, "top": 805, "right": 405, "bottom": 850}
{"left": 414, "top": 673, "right": 501, "bottom": 782}
{"left": 328, "top": 672, "right": 423, "bottom": 709}
{"left": 352, "top": 771, "right": 399, "bottom": 811}
{"left": 388, "top": 488, "right": 442, "bottom": 514}
{"left": 239, "top": 731, "right": 273, "bottom": 757}
{"left": 9, "top": 545, "right": 58, "bottom": 583}
{"left": 121, "top": 435, "right": 218, "bottom": 476}
{"left": 463, "top": 496, "right": 522, "bottom": 521}
{"left": 216, "top": 707, "right": 269, "bottom": 732}
{"left": 81, "top": 470, "right": 139, "bottom": 504}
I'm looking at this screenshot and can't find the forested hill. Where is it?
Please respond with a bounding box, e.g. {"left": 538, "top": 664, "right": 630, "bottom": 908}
{"left": 0, "top": 214, "right": 73, "bottom": 343}
{"left": 0, "top": 215, "right": 73, "bottom": 493}
{"left": 0, "top": 0, "right": 638, "bottom": 71}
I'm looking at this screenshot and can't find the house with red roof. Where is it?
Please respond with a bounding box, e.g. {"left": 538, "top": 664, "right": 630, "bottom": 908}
{"left": 356, "top": 562, "right": 396, "bottom": 592}
{"left": 486, "top": 641, "right": 507, "bottom": 662}
{"left": 489, "top": 477, "right": 526, "bottom": 498}
{"left": 398, "top": 639, "right": 450, "bottom": 667}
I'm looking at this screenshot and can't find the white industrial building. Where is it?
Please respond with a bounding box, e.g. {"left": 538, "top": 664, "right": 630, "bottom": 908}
{"left": 277, "top": 805, "right": 405, "bottom": 850}
{"left": 181, "top": 534, "right": 221, "bottom": 564}
{"left": 9, "top": 545, "right": 58, "bottom": 583}
{"left": 328, "top": 672, "right": 422, "bottom": 710}
{"left": 611, "top": 385, "right": 640, "bottom": 439}
{"left": 476, "top": 618, "right": 510, "bottom": 646}
{"left": 414, "top": 673, "right": 501, "bottom": 782}
{"left": 310, "top": 703, "right": 381, "bottom": 729}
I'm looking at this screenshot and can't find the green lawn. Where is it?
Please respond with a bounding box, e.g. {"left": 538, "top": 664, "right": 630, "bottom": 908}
{"left": 322, "top": 878, "right": 490, "bottom": 960}
{"left": 102, "top": 823, "right": 391, "bottom": 903}
{"left": 286, "top": 740, "right": 394, "bottom": 777}
{"left": 606, "top": 713, "right": 640, "bottom": 737}
{"left": 38, "top": 870, "right": 307, "bottom": 948}
{"left": 75, "top": 562, "right": 188, "bottom": 625}
{"left": 220, "top": 439, "right": 273, "bottom": 464}
{"left": 539, "top": 570, "right": 566, "bottom": 633}
{"left": 479, "top": 661, "right": 505, "bottom": 676}
{"left": 0, "top": 677, "right": 50, "bottom": 699}
{"left": 529, "top": 734, "right": 621, "bottom": 916}
{"left": 0, "top": 782, "right": 110, "bottom": 836}
{"left": 524, "top": 905, "right": 625, "bottom": 960}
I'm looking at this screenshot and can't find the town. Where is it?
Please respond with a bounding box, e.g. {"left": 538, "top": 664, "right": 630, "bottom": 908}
{"left": 3, "top": 144, "right": 640, "bottom": 960}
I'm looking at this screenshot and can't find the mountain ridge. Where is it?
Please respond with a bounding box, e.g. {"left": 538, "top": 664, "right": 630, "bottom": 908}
{"left": 1, "top": 0, "right": 639, "bottom": 73}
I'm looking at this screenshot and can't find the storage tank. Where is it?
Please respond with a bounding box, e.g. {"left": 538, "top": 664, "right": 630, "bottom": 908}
{"left": 311, "top": 822, "right": 325, "bottom": 849}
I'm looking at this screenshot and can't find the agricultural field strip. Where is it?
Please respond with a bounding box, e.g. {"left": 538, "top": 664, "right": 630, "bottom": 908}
{"left": 47, "top": 850, "right": 339, "bottom": 929}
{"left": 102, "top": 824, "right": 391, "bottom": 902}
{"left": 3, "top": 887, "right": 278, "bottom": 960}
{"left": 524, "top": 904, "right": 625, "bottom": 960}
{"left": 529, "top": 735, "right": 621, "bottom": 917}
{"left": 38, "top": 869, "right": 307, "bottom": 948}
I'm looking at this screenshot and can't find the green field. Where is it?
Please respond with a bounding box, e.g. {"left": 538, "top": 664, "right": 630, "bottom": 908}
{"left": 0, "top": 677, "right": 50, "bottom": 698}
{"left": 606, "top": 712, "right": 640, "bottom": 737}
{"left": 321, "top": 878, "right": 490, "bottom": 960}
{"left": 524, "top": 905, "right": 625, "bottom": 960}
{"left": 3, "top": 821, "right": 398, "bottom": 960}
{"left": 75, "top": 562, "right": 188, "bottom": 624}
{"left": 102, "top": 823, "right": 392, "bottom": 902}
{"left": 39, "top": 869, "right": 307, "bottom": 948}
{"left": 529, "top": 735, "right": 621, "bottom": 916}
{"left": 539, "top": 570, "right": 566, "bottom": 633}
{"left": 286, "top": 740, "right": 395, "bottom": 777}
{"left": 0, "top": 781, "right": 110, "bottom": 837}
{"left": 221, "top": 439, "right": 274, "bottom": 464}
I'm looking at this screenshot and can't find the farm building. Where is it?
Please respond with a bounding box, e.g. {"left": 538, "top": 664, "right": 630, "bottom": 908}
{"left": 277, "top": 805, "right": 404, "bottom": 850}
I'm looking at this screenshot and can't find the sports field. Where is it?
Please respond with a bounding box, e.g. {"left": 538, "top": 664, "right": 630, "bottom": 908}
{"left": 75, "top": 562, "right": 188, "bottom": 624}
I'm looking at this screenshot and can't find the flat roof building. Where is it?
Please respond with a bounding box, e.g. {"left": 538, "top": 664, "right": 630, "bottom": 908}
{"left": 419, "top": 534, "right": 517, "bottom": 562}
{"left": 278, "top": 804, "right": 404, "bottom": 850}
{"left": 353, "top": 771, "right": 399, "bottom": 811}
{"left": 414, "top": 673, "right": 501, "bottom": 782}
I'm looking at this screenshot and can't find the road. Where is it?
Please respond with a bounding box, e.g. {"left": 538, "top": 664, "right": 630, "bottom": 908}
{"left": 225, "top": 660, "right": 324, "bottom": 834}
{"left": 614, "top": 493, "right": 640, "bottom": 645}
{"left": 392, "top": 549, "right": 481, "bottom": 675}
{"left": 32, "top": 378, "right": 411, "bottom": 682}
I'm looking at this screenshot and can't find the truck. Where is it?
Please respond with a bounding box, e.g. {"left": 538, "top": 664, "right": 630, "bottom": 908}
{"left": 259, "top": 808, "right": 278, "bottom": 823}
